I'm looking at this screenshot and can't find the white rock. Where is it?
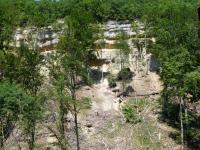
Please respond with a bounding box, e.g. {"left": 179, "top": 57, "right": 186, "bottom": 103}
{"left": 52, "top": 39, "right": 59, "bottom": 44}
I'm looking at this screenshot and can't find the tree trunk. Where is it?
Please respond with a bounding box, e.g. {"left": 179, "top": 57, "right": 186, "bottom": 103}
{"left": 28, "top": 123, "right": 35, "bottom": 150}
{"left": 184, "top": 99, "right": 189, "bottom": 146}
{"left": 30, "top": 130, "right": 35, "bottom": 150}
{"left": 59, "top": 100, "right": 66, "bottom": 150}
{"left": 72, "top": 91, "right": 80, "bottom": 150}
{"left": 122, "top": 81, "right": 125, "bottom": 93}
{"left": 74, "top": 110, "right": 80, "bottom": 150}
{"left": 120, "top": 50, "right": 123, "bottom": 71}
{"left": 0, "top": 120, "right": 4, "bottom": 150}
{"left": 180, "top": 97, "right": 184, "bottom": 150}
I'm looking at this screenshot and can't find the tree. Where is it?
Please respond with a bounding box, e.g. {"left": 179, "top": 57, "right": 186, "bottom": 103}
{"left": 115, "top": 30, "right": 130, "bottom": 71}
{"left": 184, "top": 70, "right": 200, "bottom": 102}
{"left": 3, "top": 45, "right": 44, "bottom": 150}
{"left": 49, "top": 59, "right": 91, "bottom": 150}
{"left": 20, "top": 94, "right": 44, "bottom": 150}
{"left": 48, "top": 63, "right": 70, "bottom": 150}
{"left": 144, "top": 1, "right": 200, "bottom": 148}
{"left": 0, "top": 81, "right": 34, "bottom": 149}
{"left": 0, "top": 0, "right": 18, "bottom": 49}
{"left": 115, "top": 30, "right": 131, "bottom": 92}
{"left": 17, "top": 46, "right": 44, "bottom": 150}
{"left": 50, "top": 8, "right": 95, "bottom": 150}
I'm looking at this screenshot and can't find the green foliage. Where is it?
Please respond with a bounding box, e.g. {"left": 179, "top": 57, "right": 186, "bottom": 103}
{"left": 0, "top": 0, "right": 199, "bottom": 148}
{"left": 107, "top": 75, "right": 117, "bottom": 88}
{"left": 19, "top": 96, "right": 43, "bottom": 150}
{"left": 1, "top": 41, "right": 43, "bottom": 149}
{"left": 115, "top": 31, "right": 130, "bottom": 49}
{"left": 0, "top": 80, "right": 43, "bottom": 149}
{"left": 117, "top": 68, "right": 133, "bottom": 81}
{"left": 122, "top": 105, "right": 139, "bottom": 124}
{"left": 115, "top": 30, "right": 132, "bottom": 92}
{"left": 0, "top": 0, "right": 18, "bottom": 48}
{"left": 0, "top": 81, "right": 26, "bottom": 123}
{"left": 135, "top": 121, "right": 162, "bottom": 149}
{"left": 0, "top": 81, "right": 24, "bottom": 147}
{"left": 194, "top": 130, "right": 200, "bottom": 139}
{"left": 143, "top": 0, "right": 200, "bottom": 147}
{"left": 2, "top": 45, "right": 43, "bottom": 95}
{"left": 48, "top": 6, "right": 97, "bottom": 149}
{"left": 122, "top": 99, "right": 152, "bottom": 124}
{"left": 122, "top": 100, "right": 142, "bottom": 124}
{"left": 77, "top": 97, "right": 91, "bottom": 111}
{"left": 184, "top": 70, "right": 200, "bottom": 101}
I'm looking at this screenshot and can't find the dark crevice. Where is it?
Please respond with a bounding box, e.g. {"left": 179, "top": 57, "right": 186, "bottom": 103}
{"left": 198, "top": 7, "right": 200, "bottom": 21}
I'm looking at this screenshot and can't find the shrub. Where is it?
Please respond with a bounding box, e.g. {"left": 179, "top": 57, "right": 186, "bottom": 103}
{"left": 122, "top": 99, "right": 148, "bottom": 124}
{"left": 107, "top": 75, "right": 117, "bottom": 88}
{"left": 122, "top": 102, "right": 140, "bottom": 124}
{"left": 117, "top": 68, "right": 133, "bottom": 81}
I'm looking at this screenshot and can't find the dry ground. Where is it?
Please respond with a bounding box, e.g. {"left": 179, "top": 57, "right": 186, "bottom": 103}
{"left": 5, "top": 73, "right": 181, "bottom": 150}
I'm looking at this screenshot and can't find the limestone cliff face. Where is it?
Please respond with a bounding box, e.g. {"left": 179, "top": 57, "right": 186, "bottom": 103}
{"left": 97, "top": 21, "right": 158, "bottom": 77}
{"left": 11, "top": 19, "right": 64, "bottom": 51}
{"left": 94, "top": 21, "right": 162, "bottom": 96}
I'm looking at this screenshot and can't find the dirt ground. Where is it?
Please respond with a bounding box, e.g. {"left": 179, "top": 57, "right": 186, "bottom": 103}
{"left": 131, "top": 72, "right": 163, "bottom": 96}
{"left": 5, "top": 73, "right": 181, "bottom": 150}
{"left": 66, "top": 75, "right": 181, "bottom": 150}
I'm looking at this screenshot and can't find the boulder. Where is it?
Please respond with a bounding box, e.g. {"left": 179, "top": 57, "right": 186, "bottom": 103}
{"left": 112, "top": 89, "right": 120, "bottom": 93}
{"left": 85, "top": 122, "right": 92, "bottom": 128}
{"left": 117, "top": 92, "right": 128, "bottom": 97}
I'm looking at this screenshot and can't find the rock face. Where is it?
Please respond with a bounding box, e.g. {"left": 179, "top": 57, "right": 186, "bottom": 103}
{"left": 11, "top": 20, "right": 64, "bottom": 51}
{"left": 12, "top": 20, "right": 162, "bottom": 97}
{"left": 96, "top": 20, "right": 162, "bottom": 96}
{"left": 103, "top": 20, "right": 145, "bottom": 39}
{"left": 103, "top": 21, "right": 136, "bottom": 39}
{"left": 96, "top": 21, "right": 158, "bottom": 76}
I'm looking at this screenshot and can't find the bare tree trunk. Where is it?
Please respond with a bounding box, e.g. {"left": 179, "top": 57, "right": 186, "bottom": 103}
{"left": 120, "top": 50, "right": 123, "bottom": 71}
{"left": 72, "top": 90, "right": 80, "bottom": 150}
{"left": 0, "top": 120, "right": 4, "bottom": 150}
{"left": 136, "top": 55, "right": 138, "bottom": 72}
{"left": 184, "top": 99, "right": 188, "bottom": 146}
{"left": 29, "top": 125, "right": 35, "bottom": 150}
{"left": 74, "top": 110, "right": 80, "bottom": 150}
{"left": 180, "top": 97, "right": 184, "bottom": 150}
{"left": 59, "top": 99, "right": 67, "bottom": 150}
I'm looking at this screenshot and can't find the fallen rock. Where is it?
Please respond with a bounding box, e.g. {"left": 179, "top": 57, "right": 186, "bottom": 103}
{"left": 46, "top": 137, "right": 57, "bottom": 144}
{"left": 85, "top": 122, "right": 93, "bottom": 128}
{"left": 112, "top": 89, "right": 120, "bottom": 93}
{"left": 117, "top": 92, "right": 128, "bottom": 97}
{"left": 85, "top": 86, "right": 91, "bottom": 90}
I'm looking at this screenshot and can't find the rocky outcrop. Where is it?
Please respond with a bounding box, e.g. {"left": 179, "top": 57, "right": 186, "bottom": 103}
{"left": 96, "top": 21, "right": 158, "bottom": 76}
{"left": 11, "top": 20, "right": 64, "bottom": 51}
{"left": 103, "top": 20, "right": 144, "bottom": 39}
{"left": 95, "top": 20, "right": 162, "bottom": 96}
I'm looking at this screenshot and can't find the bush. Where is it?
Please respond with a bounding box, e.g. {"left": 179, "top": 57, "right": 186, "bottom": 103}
{"left": 122, "top": 102, "right": 140, "bottom": 124}
{"left": 117, "top": 68, "right": 133, "bottom": 81}
{"left": 107, "top": 75, "right": 117, "bottom": 88}
{"left": 122, "top": 99, "right": 148, "bottom": 124}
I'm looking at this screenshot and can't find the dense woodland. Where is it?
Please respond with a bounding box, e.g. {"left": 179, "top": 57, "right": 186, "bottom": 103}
{"left": 0, "top": 0, "right": 200, "bottom": 150}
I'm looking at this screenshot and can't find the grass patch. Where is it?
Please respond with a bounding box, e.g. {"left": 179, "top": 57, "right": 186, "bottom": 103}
{"left": 122, "top": 98, "right": 150, "bottom": 124}
{"left": 133, "top": 121, "right": 163, "bottom": 150}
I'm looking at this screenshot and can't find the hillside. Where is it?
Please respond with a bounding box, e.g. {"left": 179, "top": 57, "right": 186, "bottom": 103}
{"left": 0, "top": 1, "right": 200, "bottom": 150}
